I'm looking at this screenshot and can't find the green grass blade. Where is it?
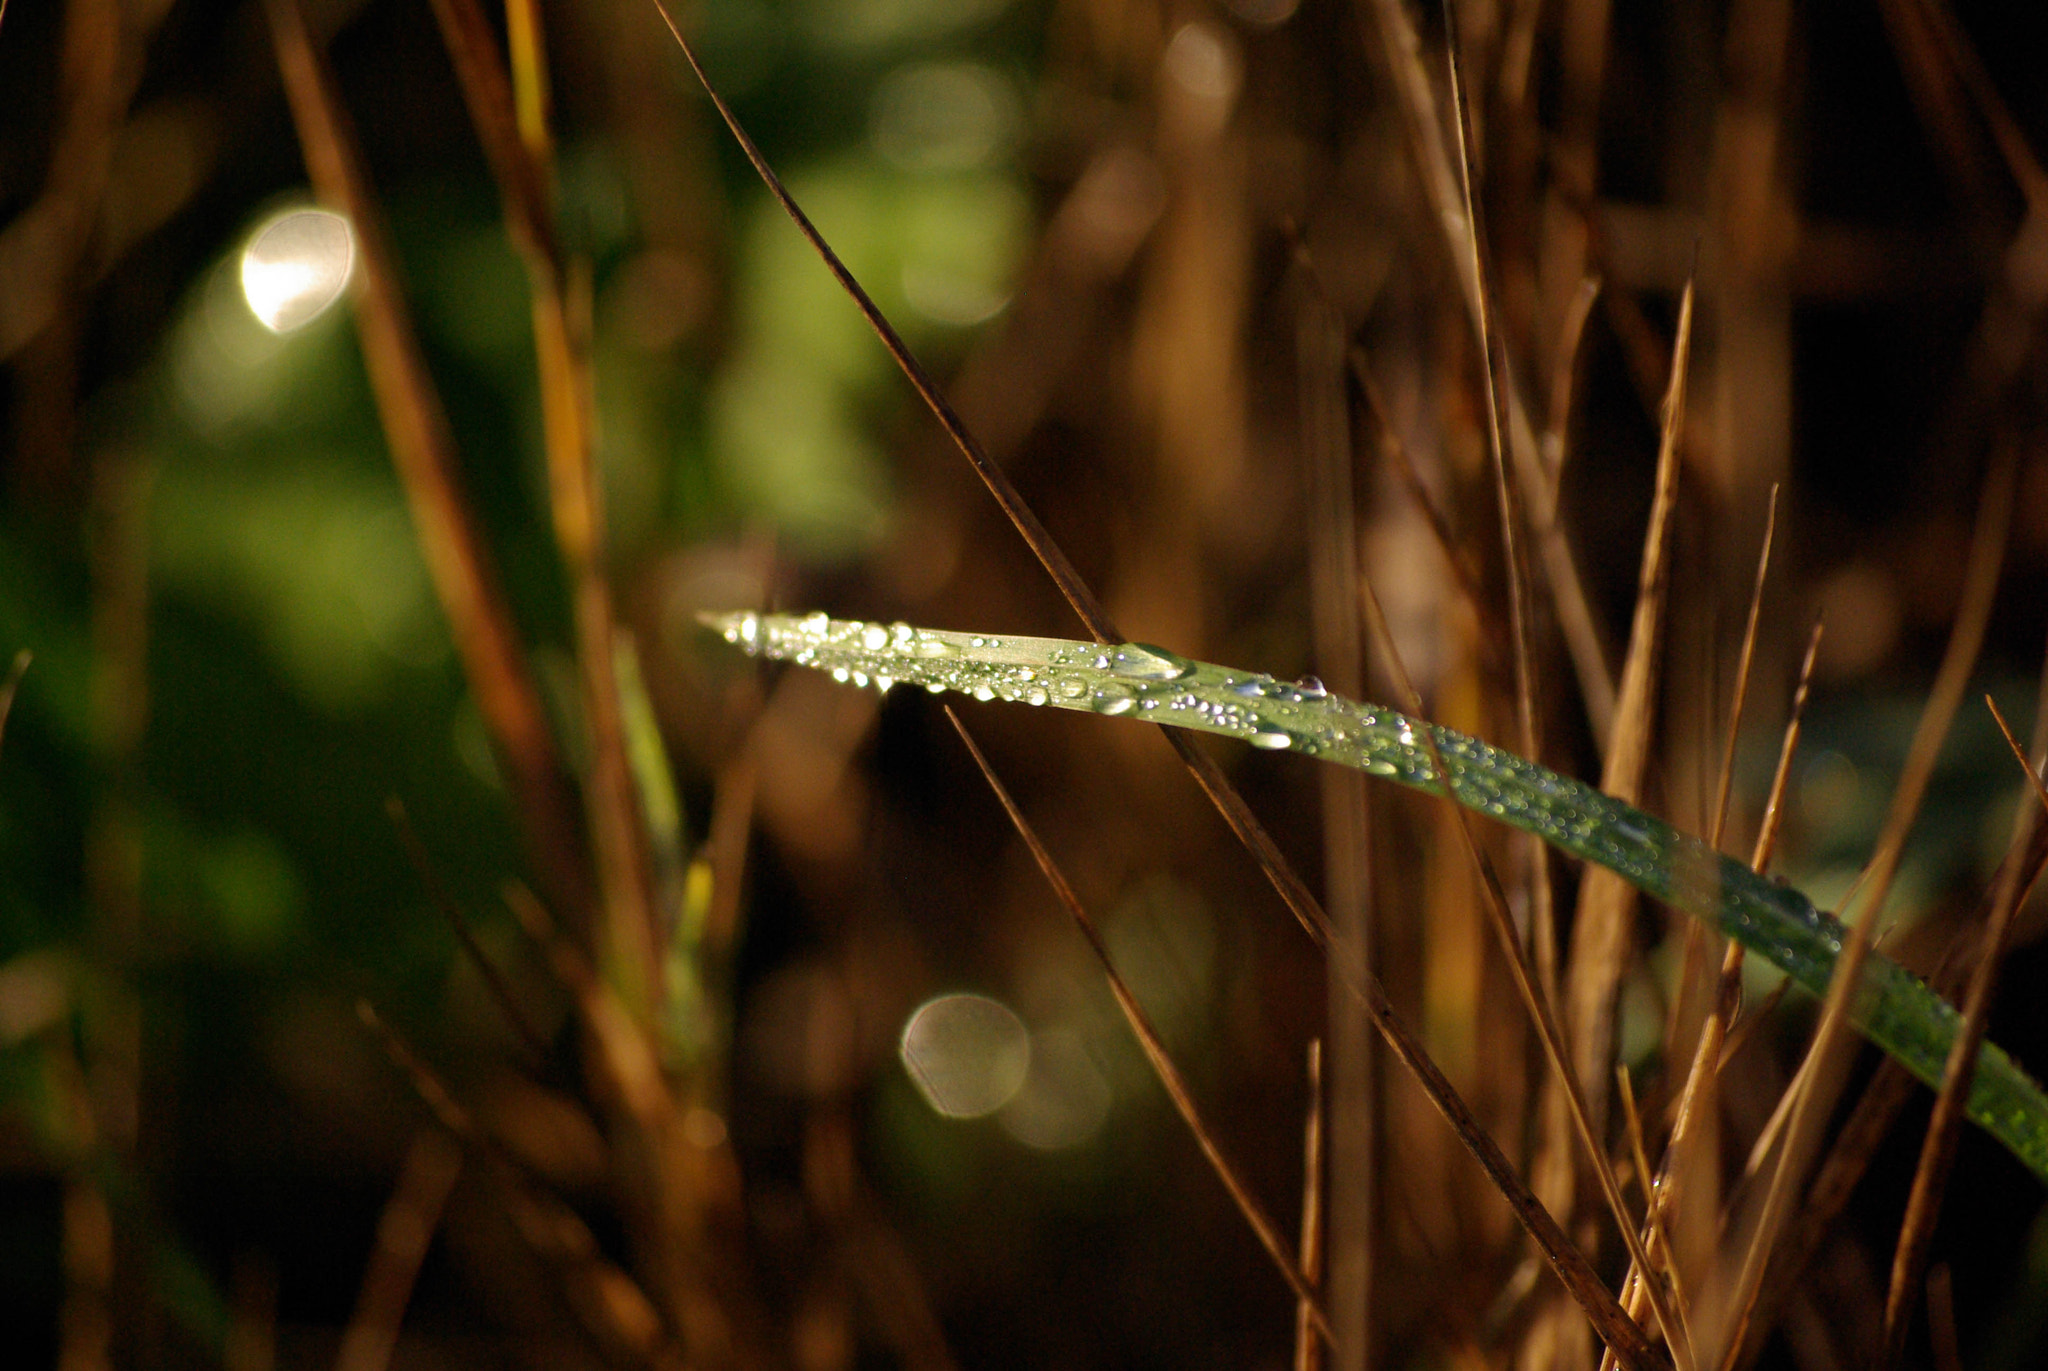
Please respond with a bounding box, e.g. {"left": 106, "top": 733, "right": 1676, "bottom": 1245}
{"left": 706, "top": 610, "right": 2048, "bottom": 1184}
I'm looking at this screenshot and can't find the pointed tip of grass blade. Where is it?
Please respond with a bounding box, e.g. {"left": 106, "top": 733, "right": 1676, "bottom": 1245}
{"left": 697, "top": 609, "right": 752, "bottom": 637}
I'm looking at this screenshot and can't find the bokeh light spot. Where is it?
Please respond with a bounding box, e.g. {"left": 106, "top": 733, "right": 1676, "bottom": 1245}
{"left": 240, "top": 208, "right": 355, "bottom": 333}
{"left": 899, "top": 992, "right": 1030, "bottom": 1119}
{"left": 999, "top": 1027, "right": 1112, "bottom": 1150}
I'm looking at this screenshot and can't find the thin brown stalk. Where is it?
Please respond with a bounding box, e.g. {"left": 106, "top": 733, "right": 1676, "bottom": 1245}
{"left": 1355, "top": 0, "right": 1619, "bottom": 742}
{"left": 502, "top": 0, "right": 554, "bottom": 161}
{"left": 1354, "top": 0, "right": 1468, "bottom": 308}
{"left": 1361, "top": 579, "right": 1690, "bottom": 1371}
{"left": 1732, "top": 1026, "right": 1820, "bottom": 1192}
{"left": 1653, "top": 488, "right": 1780, "bottom": 1140}
{"left": 0, "top": 649, "right": 29, "bottom": 752}
{"left": 427, "top": 0, "right": 661, "bottom": 1000}
{"left": 1710, "top": 487, "right": 1780, "bottom": 855}
{"left": 829, "top": 1199, "right": 962, "bottom": 1371}
{"left": 1926, "top": 1265, "right": 1963, "bottom": 1371}
{"left": 1874, "top": 0, "right": 2004, "bottom": 213}
{"left": 1443, "top": 0, "right": 1545, "bottom": 814}
{"left": 354, "top": 1000, "right": 683, "bottom": 1370}
{"left": 646, "top": 0, "right": 1105, "bottom": 644}
{"left": 704, "top": 753, "right": 758, "bottom": 960}
{"left": 1329, "top": 906, "right": 1666, "bottom": 1371}
{"left": 1733, "top": 808, "right": 2048, "bottom": 1371}
{"left": 1440, "top": 43, "right": 1591, "bottom": 1334}
{"left": 1555, "top": 277, "right": 1694, "bottom": 1371}
{"left": 1348, "top": 347, "right": 1491, "bottom": 635}
{"left": 1296, "top": 1041, "right": 1327, "bottom": 1371}
{"left": 1616, "top": 1066, "right": 1696, "bottom": 1357}
{"left": 1878, "top": 695, "right": 2046, "bottom": 1367}
{"left": 0, "top": 0, "right": 146, "bottom": 371}
{"left": 261, "top": 0, "right": 591, "bottom": 937}
{"left": 1296, "top": 259, "right": 1375, "bottom": 1371}
{"left": 945, "top": 708, "right": 1333, "bottom": 1344}
{"left": 334, "top": 1130, "right": 464, "bottom": 1371}
{"left": 1894, "top": 0, "right": 2048, "bottom": 210}
{"left": 1616, "top": 1068, "right": 1656, "bottom": 1229}
{"left": 1562, "top": 279, "right": 1693, "bottom": 1142}
{"left": 503, "top": 884, "right": 671, "bottom": 1128}
{"left": 1540, "top": 274, "right": 1603, "bottom": 495}
{"left": 419, "top": 0, "right": 556, "bottom": 262}
{"left": 386, "top": 797, "right": 552, "bottom": 1070}
{"left": 1744, "top": 616, "right": 1825, "bottom": 880}
{"left": 1615, "top": 607, "right": 1815, "bottom": 1366}
{"left": 1712, "top": 442, "right": 2016, "bottom": 1369}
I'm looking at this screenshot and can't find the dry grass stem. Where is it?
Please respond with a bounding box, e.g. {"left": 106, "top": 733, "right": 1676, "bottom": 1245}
{"left": 354, "top": 1000, "right": 683, "bottom": 1369}
{"left": 1880, "top": 695, "right": 2048, "bottom": 1365}
{"left": 1359, "top": 578, "right": 1688, "bottom": 1370}
{"left": 1295, "top": 244, "right": 1376, "bottom": 1371}
{"left": 427, "top": 0, "right": 662, "bottom": 999}
{"left": 1296, "top": 1041, "right": 1328, "bottom": 1371}
{"left": 261, "top": 0, "right": 592, "bottom": 935}
{"left": 0, "top": 649, "right": 29, "bottom": 753}
{"left": 387, "top": 797, "right": 554, "bottom": 1071}
{"left": 945, "top": 709, "right": 1333, "bottom": 1344}
{"left": 1711, "top": 443, "right": 2017, "bottom": 1367}
{"left": 334, "top": 1131, "right": 464, "bottom": 1371}
{"left": 1561, "top": 279, "right": 1692, "bottom": 1150}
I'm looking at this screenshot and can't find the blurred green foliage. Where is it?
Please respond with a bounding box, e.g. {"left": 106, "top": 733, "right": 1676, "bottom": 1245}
{"left": 0, "top": 0, "right": 1039, "bottom": 1357}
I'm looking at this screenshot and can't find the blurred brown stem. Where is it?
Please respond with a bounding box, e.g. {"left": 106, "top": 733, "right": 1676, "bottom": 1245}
{"left": 262, "top": 0, "right": 594, "bottom": 939}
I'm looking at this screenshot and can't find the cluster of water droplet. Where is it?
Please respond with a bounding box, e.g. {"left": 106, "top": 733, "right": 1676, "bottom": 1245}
{"left": 696, "top": 615, "right": 2048, "bottom": 1182}
{"left": 706, "top": 611, "right": 1419, "bottom": 762}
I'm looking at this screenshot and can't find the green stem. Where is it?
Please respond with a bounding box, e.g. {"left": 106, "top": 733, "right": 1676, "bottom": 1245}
{"left": 707, "top": 610, "right": 2048, "bottom": 1184}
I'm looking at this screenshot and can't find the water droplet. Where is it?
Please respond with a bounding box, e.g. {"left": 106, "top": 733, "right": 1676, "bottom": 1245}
{"left": 832, "top": 667, "right": 851, "bottom": 684}
{"left": 1106, "top": 643, "right": 1194, "bottom": 682}
{"left": 874, "top": 676, "right": 895, "bottom": 693}
{"left": 917, "top": 636, "right": 956, "bottom": 658}
{"left": 1364, "top": 759, "right": 1397, "bottom": 777}
{"left": 861, "top": 623, "right": 890, "bottom": 651}
{"left": 1297, "top": 675, "right": 1327, "bottom": 699}
{"left": 800, "top": 611, "right": 831, "bottom": 636}
{"left": 1249, "top": 730, "right": 1293, "bottom": 750}
{"left": 1092, "top": 690, "right": 1135, "bottom": 716}
{"left": 891, "top": 622, "right": 916, "bottom": 646}
{"left": 1026, "top": 688, "right": 1048, "bottom": 706}
{"left": 973, "top": 685, "right": 996, "bottom": 702}
{"left": 1054, "top": 678, "right": 1086, "bottom": 700}
{"left": 1610, "top": 818, "right": 1651, "bottom": 845}
{"left": 926, "top": 683, "right": 946, "bottom": 694}
{"left": 851, "top": 671, "right": 870, "bottom": 688}
{"left": 1230, "top": 679, "right": 1266, "bottom": 698}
